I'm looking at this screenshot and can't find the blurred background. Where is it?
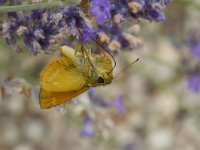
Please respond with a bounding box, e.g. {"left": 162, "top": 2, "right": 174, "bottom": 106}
{"left": 0, "top": 0, "right": 200, "bottom": 150}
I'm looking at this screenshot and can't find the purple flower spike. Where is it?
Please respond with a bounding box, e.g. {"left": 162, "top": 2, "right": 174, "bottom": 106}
{"left": 110, "top": 95, "right": 126, "bottom": 114}
{"left": 88, "top": 88, "right": 109, "bottom": 107}
{"left": 0, "top": 0, "right": 6, "bottom": 4}
{"left": 188, "top": 74, "right": 200, "bottom": 93}
{"left": 88, "top": 89, "right": 126, "bottom": 113}
{"left": 90, "top": 0, "right": 111, "bottom": 25}
{"left": 81, "top": 26, "right": 98, "bottom": 43}
{"left": 192, "top": 40, "right": 200, "bottom": 58}
{"left": 80, "top": 115, "right": 93, "bottom": 138}
{"left": 148, "top": 10, "right": 165, "bottom": 22}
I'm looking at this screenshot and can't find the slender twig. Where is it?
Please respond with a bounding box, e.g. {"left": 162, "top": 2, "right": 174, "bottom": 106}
{"left": 0, "top": 0, "right": 81, "bottom": 12}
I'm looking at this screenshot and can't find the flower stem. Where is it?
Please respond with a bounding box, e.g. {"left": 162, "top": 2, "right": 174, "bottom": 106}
{"left": 0, "top": 0, "right": 81, "bottom": 12}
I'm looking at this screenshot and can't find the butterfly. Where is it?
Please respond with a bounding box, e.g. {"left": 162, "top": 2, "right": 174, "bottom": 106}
{"left": 39, "top": 45, "right": 113, "bottom": 109}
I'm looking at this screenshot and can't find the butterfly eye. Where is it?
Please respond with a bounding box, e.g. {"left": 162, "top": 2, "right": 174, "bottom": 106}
{"left": 97, "top": 76, "right": 104, "bottom": 83}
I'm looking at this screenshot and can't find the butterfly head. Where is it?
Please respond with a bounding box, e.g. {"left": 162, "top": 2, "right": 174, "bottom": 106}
{"left": 87, "top": 69, "right": 113, "bottom": 87}
{"left": 96, "top": 69, "right": 113, "bottom": 85}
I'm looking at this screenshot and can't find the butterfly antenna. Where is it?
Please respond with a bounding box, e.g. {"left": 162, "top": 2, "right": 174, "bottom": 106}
{"left": 114, "top": 58, "right": 139, "bottom": 79}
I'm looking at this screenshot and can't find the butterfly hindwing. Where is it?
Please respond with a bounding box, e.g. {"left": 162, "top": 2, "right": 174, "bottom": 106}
{"left": 39, "top": 87, "right": 89, "bottom": 109}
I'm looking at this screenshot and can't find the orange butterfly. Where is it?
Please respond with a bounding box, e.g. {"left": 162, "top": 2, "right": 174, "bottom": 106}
{"left": 39, "top": 45, "right": 113, "bottom": 109}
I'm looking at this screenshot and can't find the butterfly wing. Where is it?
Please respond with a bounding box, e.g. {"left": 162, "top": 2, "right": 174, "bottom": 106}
{"left": 39, "top": 87, "right": 89, "bottom": 109}
{"left": 39, "top": 46, "right": 89, "bottom": 109}
{"left": 40, "top": 48, "right": 86, "bottom": 92}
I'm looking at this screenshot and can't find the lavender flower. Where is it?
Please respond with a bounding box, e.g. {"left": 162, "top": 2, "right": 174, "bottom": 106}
{"left": 88, "top": 88, "right": 109, "bottom": 107}
{"left": 95, "top": 0, "right": 170, "bottom": 52}
{"left": 109, "top": 0, "right": 169, "bottom": 22}
{"left": 188, "top": 73, "right": 200, "bottom": 93}
{"left": 182, "top": 33, "right": 200, "bottom": 93}
{"left": 80, "top": 115, "right": 93, "bottom": 138}
{"left": 192, "top": 40, "right": 200, "bottom": 58}
{"left": 59, "top": 7, "right": 85, "bottom": 37}
{"left": 0, "top": 0, "right": 6, "bottom": 4}
{"left": 90, "top": 0, "right": 111, "bottom": 25}
{"left": 80, "top": 25, "right": 98, "bottom": 43}
{"left": 1, "top": 6, "right": 91, "bottom": 55}
{"left": 0, "top": 0, "right": 170, "bottom": 54}
{"left": 98, "top": 23, "right": 129, "bottom": 52}
{"left": 88, "top": 88, "right": 125, "bottom": 113}
{"left": 110, "top": 95, "right": 125, "bottom": 114}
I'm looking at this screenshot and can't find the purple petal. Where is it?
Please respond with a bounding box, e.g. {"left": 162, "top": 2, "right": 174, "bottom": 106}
{"left": 192, "top": 41, "right": 200, "bottom": 58}
{"left": 188, "top": 74, "right": 200, "bottom": 93}
{"left": 88, "top": 88, "right": 109, "bottom": 107}
{"left": 80, "top": 115, "right": 93, "bottom": 138}
{"left": 81, "top": 26, "right": 98, "bottom": 43}
{"left": 110, "top": 95, "right": 126, "bottom": 114}
{"left": 90, "top": 0, "right": 111, "bottom": 25}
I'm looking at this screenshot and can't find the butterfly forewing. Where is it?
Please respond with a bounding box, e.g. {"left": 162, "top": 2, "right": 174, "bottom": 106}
{"left": 40, "top": 58, "right": 86, "bottom": 92}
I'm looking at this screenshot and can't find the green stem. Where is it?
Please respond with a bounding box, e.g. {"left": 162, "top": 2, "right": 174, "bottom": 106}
{"left": 0, "top": 0, "right": 81, "bottom": 12}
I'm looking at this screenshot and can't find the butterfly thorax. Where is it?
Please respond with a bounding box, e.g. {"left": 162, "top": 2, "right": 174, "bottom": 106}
{"left": 86, "top": 59, "right": 113, "bottom": 87}
{"left": 84, "top": 52, "right": 113, "bottom": 87}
